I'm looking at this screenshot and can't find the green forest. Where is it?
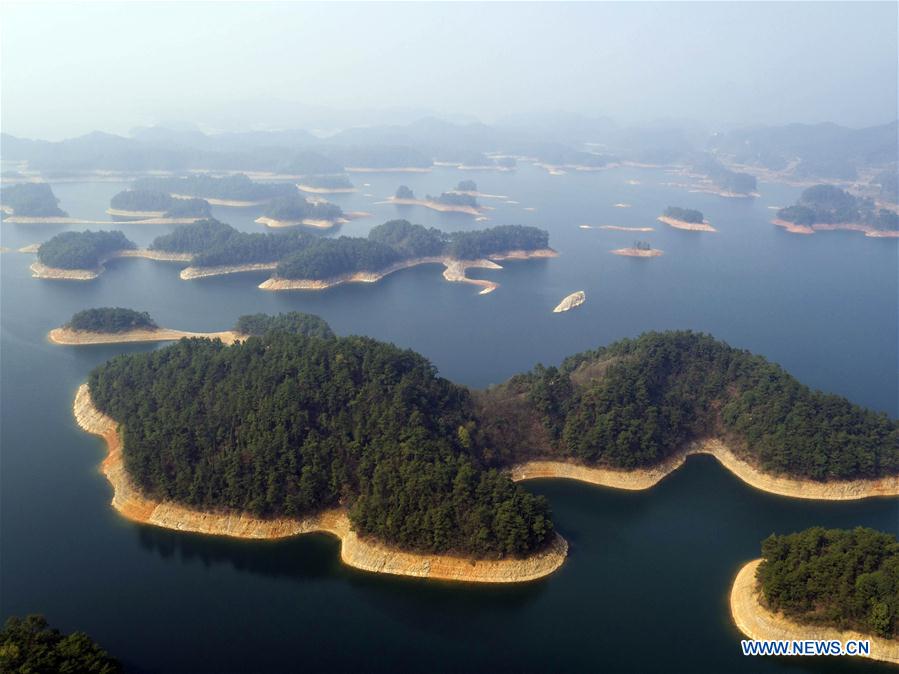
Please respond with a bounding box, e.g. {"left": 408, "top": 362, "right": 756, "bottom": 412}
{"left": 38, "top": 230, "right": 136, "bottom": 269}
{"left": 1, "top": 183, "right": 67, "bottom": 217}
{"left": 110, "top": 189, "right": 211, "bottom": 218}
{"left": 0, "top": 615, "right": 121, "bottom": 674}
{"left": 68, "top": 308, "right": 158, "bottom": 333}
{"left": 429, "top": 192, "right": 479, "bottom": 208}
{"left": 133, "top": 173, "right": 295, "bottom": 202}
{"left": 777, "top": 184, "right": 899, "bottom": 230}
{"left": 263, "top": 193, "right": 344, "bottom": 222}
{"left": 477, "top": 331, "right": 898, "bottom": 480}
{"left": 757, "top": 527, "right": 898, "bottom": 638}
{"left": 663, "top": 206, "right": 704, "bottom": 223}
{"left": 234, "top": 312, "right": 335, "bottom": 339}
{"left": 88, "top": 331, "right": 551, "bottom": 557}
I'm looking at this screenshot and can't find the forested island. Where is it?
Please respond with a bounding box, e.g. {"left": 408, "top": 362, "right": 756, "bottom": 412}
{"left": 133, "top": 173, "right": 295, "bottom": 205}
{"left": 659, "top": 206, "right": 716, "bottom": 232}
{"left": 775, "top": 184, "right": 899, "bottom": 237}
{"left": 75, "top": 329, "right": 897, "bottom": 582}
{"left": 0, "top": 182, "right": 68, "bottom": 217}
{"left": 256, "top": 193, "right": 345, "bottom": 228}
{"left": 611, "top": 240, "right": 663, "bottom": 257}
{"left": 296, "top": 174, "right": 355, "bottom": 193}
{"left": 731, "top": 527, "right": 899, "bottom": 664}
{"left": 0, "top": 614, "right": 122, "bottom": 674}
{"left": 389, "top": 185, "right": 484, "bottom": 215}
{"left": 108, "top": 189, "right": 211, "bottom": 219}
{"left": 67, "top": 307, "right": 157, "bottom": 333}
{"left": 34, "top": 230, "right": 136, "bottom": 278}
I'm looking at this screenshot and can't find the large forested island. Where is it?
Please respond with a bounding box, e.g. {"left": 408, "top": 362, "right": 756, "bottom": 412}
{"left": 75, "top": 329, "right": 897, "bottom": 582}
{"left": 133, "top": 173, "right": 296, "bottom": 205}
{"left": 775, "top": 184, "right": 899, "bottom": 237}
{"left": 389, "top": 185, "right": 484, "bottom": 216}
{"left": 109, "top": 189, "right": 211, "bottom": 219}
{"left": 658, "top": 206, "right": 716, "bottom": 232}
{"left": 731, "top": 527, "right": 899, "bottom": 664}
{"left": 0, "top": 614, "right": 122, "bottom": 673}
{"left": 256, "top": 193, "right": 345, "bottom": 228}
{"left": 0, "top": 182, "right": 68, "bottom": 217}
{"left": 32, "top": 230, "right": 137, "bottom": 279}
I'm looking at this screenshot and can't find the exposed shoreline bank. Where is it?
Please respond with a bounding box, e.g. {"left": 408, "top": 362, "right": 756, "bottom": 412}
{"left": 258, "top": 248, "right": 557, "bottom": 294}
{"left": 658, "top": 215, "right": 717, "bottom": 232}
{"left": 730, "top": 560, "right": 899, "bottom": 665}
{"left": 171, "top": 194, "right": 265, "bottom": 207}
{"left": 772, "top": 218, "right": 899, "bottom": 238}
{"left": 255, "top": 216, "right": 341, "bottom": 230}
{"left": 611, "top": 247, "right": 663, "bottom": 257}
{"left": 383, "top": 197, "right": 485, "bottom": 217}
{"left": 510, "top": 438, "right": 899, "bottom": 500}
{"left": 49, "top": 327, "right": 243, "bottom": 346}
{"left": 73, "top": 385, "right": 567, "bottom": 584}
{"left": 29, "top": 249, "right": 192, "bottom": 281}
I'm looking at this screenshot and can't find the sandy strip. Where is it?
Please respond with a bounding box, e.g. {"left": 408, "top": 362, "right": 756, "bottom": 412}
{"left": 31, "top": 262, "right": 100, "bottom": 280}
{"left": 180, "top": 262, "right": 278, "bottom": 280}
{"left": 772, "top": 218, "right": 815, "bottom": 235}
{"left": 611, "top": 248, "right": 663, "bottom": 257}
{"left": 5, "top": 215, "right": 201, "bottom": 225}
{"left": 580, "top": 225, "right": 654, "bottom": 232}
{"left": 730, "top": 560, "right": 898, "bottom": 665}
{"left": 448, "top": 190, "right": 509, "bottom": 200}
{"left": 345, "top": 167, "right": 432, "bottom": 173}
{"left": 18, "top": 243, "right": 40, "bottom": 253}
{"left": 381, "top": 197, "right": 484, "bottom": 217}
{"left": 49, "top": 328, "right": 242, "bottom": 346}
{"left": 171, "top": 194, "right": 266, "bottom": 207}
{"left": 658, "top": 216, "right": 717, "bottom": 232}
{"left": 259, "top": 249, "right": 557, "bottom": 294}
{"left": 72, "top": 385, "right": 567, "bottom": 584}
{"left": 613, "top": 203, "right": 632, "bottom": 208}
{"left": 30, "top": 249, "right": 192, "bottom": 281}
{"left": 255, "top": 216, "right": 342, "bottom": 230}
{"left": 296, "top": 185, "right": 356, "bottom": 195}
{"left": 106, "top": 208, "right": 166, "bottom": 218}
{"left": 510, "top": 439, "right": 899, "bottom": 500}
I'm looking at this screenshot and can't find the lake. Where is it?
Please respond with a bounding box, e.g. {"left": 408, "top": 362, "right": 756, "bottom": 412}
{"left": 1, "top": 164, "right": 896, "bottom": 672}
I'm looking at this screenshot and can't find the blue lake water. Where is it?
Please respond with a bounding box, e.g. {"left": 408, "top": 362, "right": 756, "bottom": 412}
{"left": 1, "top": 165, "right": 896, "bottom": 672}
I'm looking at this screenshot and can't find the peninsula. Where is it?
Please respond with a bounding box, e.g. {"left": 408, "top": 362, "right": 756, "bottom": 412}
{"left": 775, "top": 184, "right": 899, "bottom": 238}
{"left": 73, "top": 329, "right": 897, "bottom": 585}
{"left": 658, "top": 206, "right": 717, "bottom": 232}
{"left": 731, "top": 528, "right": 899, "bottom": 665}
{"left": 386, "top": 185, "right": 486, "bottom": 216}
{"left": 0, "top": 182, "right": 68, "bottom": 218}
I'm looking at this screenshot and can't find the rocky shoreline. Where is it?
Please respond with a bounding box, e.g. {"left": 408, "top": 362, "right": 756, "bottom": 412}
{"left": 49, "top": 327, "right": 242, "bottom": 345}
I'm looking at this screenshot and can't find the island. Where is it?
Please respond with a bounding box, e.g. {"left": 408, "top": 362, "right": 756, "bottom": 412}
{"left": 0, "top": 614, "right": 122, "bottom": 673}
{"left": 387, "top": 185, "right": 485, "bottom": 216}
{"left": 0, "top": 182, "right": 68, "bottom": 219}
{"left": 337, "top": 145, "right": 433, "bottom": 173}
{"left": 133, "top": 173, "right": 296, "bottom": 206}
{"left": 449, "top": 180, "right": 508, "bottom": 200}
{"left": 658, "top": 206, "right": 717, "bottom": 232}
{"left": 688, "top": 155, "right": 759, "bottom": 198}
{"left": 31, "top": 230, "right": 137, "bottom": 280}
{"left": 731, "top": 527, "right": 898, "bottom": 665}
{"left": 611, "top": 241, "right": 663, "bottom": 257}
{"left": 254, "top": 193, "right": 346, "bottom": 229}
{"left": 73, "top": 329, "right": 897, "bottom": 584}
{"left": 107, "top": 189, "right": 211, "bottom": 221}
{"left": 260, "top": 220, "right": 555, "bottom": 294}
{"left": 774, "top": 185, "right": 899, "bottom": 238}
{"left": 553, "top": 291, "right": 586, "bottom": 313}
{"left": 296, "top": 174, "right": 355, "bottom": 194}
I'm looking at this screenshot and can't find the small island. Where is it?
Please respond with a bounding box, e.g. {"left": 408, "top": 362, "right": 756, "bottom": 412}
{"left": 73, "top": 330, "right": 896, "bottom": 584}
{"left": 611, "top": 241, "right": 663, "bottom": 257}
{"left": 31, "top": 230, "right": 137, "bottom": 280}
{"left": 107, "top": 189, "right": 211, "bottom": 221}
{"left": 49, "top": 309, "right": 334, "bottom": 345}
{"left": 255, "top": 193, "right": 346, "bottom": 229}
{"left": 731, "top": 527, "right": 899, "bottom": 665}
{"left": 296, "top": 174, "right": 356, "bottom": 194}
{"left": 387, "top": 185, "right": 486, "bottom": 216}
{"left": 774, "top": 185, "right": 899, "bottom": 238}
{"left": 1, "top": 182, "right": 68, "bottom": 220}
{"left": 133, "top": 173, "right": 296, "bottom": 206}
{"left": 553, "top": 291, "right": 586, "bottom": 313}
{"left": 658, "top": 206, "right": 717, "bottom": 232}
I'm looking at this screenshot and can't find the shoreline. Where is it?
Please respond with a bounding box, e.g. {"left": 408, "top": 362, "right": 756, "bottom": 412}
{"left": 255, "top": 215, "right": 342, "bottom": 230}
{"left": 5, "top": 215, "right": 202, "bottom": 225}
{"left": 580, "top": 225, "right": 654, "bottom": 232}
{"left": 31, "top": 261, "right": 100, "bottom": 280}
{"left": 30, "top": 249, "right": 192, "bottom": 281}
{"left": 730, "top": 560, "right": 899, "bottom": 665}
{"left": 49, "top": 327, "right": 243, "bottom": 346}
{"left": 658, "top": 215, "right": 717, "bottom": 232}
{"left": 106, "top": 208, "right": 166, "bottom": 218}
{"left": 171, "top": 194, "right": 265, "bottom": 207}
{"left": 258, "top": 248, "right": 557, "bottom": 294}
{"left": 73, "top": 384, "right": 567, "bottom": 584}
{"left": 345, "top": 167, "right": 432, "bottom": 173}
{"left": 383, "top": 197, "right": 485, "bottom": 217}
{"left": 773, "top": 218, "right": 899, "bottom": 238}
{"left": 180, "top": 262, "right": 278, "bottom": 280}
{"left": 611, "top": 247, "right": 663, "bottom": 258}
{"left": 296, "top": 184, "right": 356, "bottom": 195}
{"left": 510, "top": 438, "right": 899, "bottom": 500}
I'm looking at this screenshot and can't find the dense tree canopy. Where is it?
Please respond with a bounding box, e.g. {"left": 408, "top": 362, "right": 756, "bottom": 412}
{"left": 234, "top": 312, "right": 335, "bottom": 339}
{"left": 263, "top": 194, "right": 343, "bottom": 222}
{"left": 88, "top": 332, "right": 552, "bottom": 557}
{"left": 68, "top": 308, "right": 157, "bottom": 333}
{"left": 395, "top": 185, "right": 415, "bottom": 199}
{"left": 663, "top": 206, "right": 704, "bottom": 223}
{"left": 479, "top": 331, "right": 898, "bottom": 479}
{"left": 38, "top": 230, "right": 135, "bottom": 270}
{"left": 429, "top": 192, "right": 479, "bottom": 208}
{"left": 1, "top": 183, "right": 67, "bottom": 217}
{"left": 0, "top": 614, "right": 121, "bottom": 674}
{"left": 446, "top": 225, "right": 549, "bottom": 260}
{"left": 367, "top": 219, "right": 446, "bottom": 258}
{"left": 777, "top": 184, "right": 898, "bottom": 230}
{"left": 456, "top": 180, "right": 478, "bottom": 192}
{"left": 133, "top": 173, "right": 295, "bottom": 201}
{"left": 110, "top": 190, "right": 211, "bottom": 218}
{"left": 758, "top": 527, "right": 898, "bottom": 638}
{"left": 277, "top": 237, "right": 401, "bottom": 279}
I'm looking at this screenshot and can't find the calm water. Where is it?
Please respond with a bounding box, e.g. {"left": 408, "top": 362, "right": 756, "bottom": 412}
{"left": 1, "top": 165, "right": 897, "bottom": 673}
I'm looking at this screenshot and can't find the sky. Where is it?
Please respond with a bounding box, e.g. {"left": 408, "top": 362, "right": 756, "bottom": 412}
{"left": 2, "top": 1, "right": 897, "bottom": 140}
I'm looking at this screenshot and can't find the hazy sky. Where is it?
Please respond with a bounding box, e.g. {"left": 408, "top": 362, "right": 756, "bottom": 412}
{"left": 2, "top": 2, "right": 896, "bottom": 139}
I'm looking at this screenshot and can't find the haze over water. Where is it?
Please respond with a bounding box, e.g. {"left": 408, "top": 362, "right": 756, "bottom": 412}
{"left": 1, "top": 165, "right": 896, "bottom": 672}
